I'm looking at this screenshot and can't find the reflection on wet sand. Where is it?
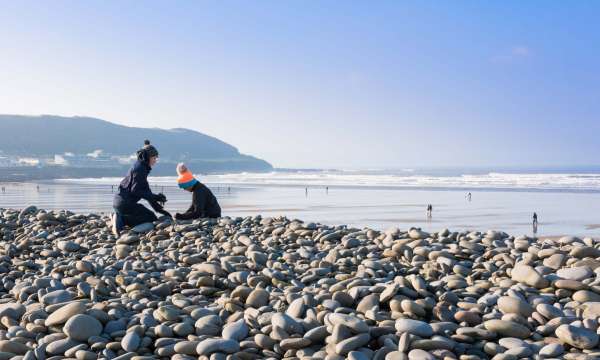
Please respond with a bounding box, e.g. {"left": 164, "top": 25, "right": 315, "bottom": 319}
{"left": 1, "top": 180, "right": 600, "bottom": 237}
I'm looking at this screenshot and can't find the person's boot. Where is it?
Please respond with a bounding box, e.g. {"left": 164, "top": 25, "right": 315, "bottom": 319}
{"left": 111, "top": 213, "right": 123, "bottom": 236}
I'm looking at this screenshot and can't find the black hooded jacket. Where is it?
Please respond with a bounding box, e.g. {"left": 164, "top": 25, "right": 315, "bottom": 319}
{"left": 176, "top": 182, "right": 221, "bottom": 220}
{"left": 114, "top": 149, "right": 162, "bottom": 211}
{"left": 117, "top": 160, "right": 155, "bottom": 204}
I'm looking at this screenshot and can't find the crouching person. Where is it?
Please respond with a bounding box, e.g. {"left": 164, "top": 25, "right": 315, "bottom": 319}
{"left": 175, "top": 163, "right": 221, "bottom": 220}
{"left": 111, "top": 140, "right": 168, "bottom": 235}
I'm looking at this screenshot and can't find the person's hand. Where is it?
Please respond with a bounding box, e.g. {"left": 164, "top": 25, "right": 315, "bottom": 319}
{"left": 150, "top": 200, "right": 164, "bottom": 212}
{"left": 155, "top": 193, "right": 167, "bottom": 203}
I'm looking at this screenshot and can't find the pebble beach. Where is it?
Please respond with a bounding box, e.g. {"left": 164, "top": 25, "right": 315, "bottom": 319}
{"left": 1, "top": 206, "right": 600, "bottom": 360}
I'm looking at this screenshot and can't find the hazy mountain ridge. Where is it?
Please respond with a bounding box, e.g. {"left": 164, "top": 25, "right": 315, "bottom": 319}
{"left": 0, "top": 115, "right": 272, "bottom": 180}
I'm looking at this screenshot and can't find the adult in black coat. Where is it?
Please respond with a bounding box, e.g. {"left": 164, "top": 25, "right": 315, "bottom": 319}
{"left": 112, "top": 140, "right": 168, "bottom": 235}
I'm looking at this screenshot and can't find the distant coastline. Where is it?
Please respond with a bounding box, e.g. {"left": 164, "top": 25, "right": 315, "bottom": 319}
{"left": 0, "top": 114, "right": 273, "bottom": 181}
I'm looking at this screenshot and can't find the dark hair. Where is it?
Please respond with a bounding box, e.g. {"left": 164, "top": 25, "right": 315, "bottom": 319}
{"left": 137, "top": 139, "right": 159, "bottom": 162}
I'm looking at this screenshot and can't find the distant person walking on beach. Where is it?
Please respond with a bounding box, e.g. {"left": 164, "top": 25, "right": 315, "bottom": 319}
{"left": 467, "top": 192, "right": 472, "bottom": 201}
{"left": 305, "top": 187, "right": 308, "bottom": 197}
{"left": 426, "top": 204, "right": 432, "bottom": 218}
{"left": 533, "top": 212, "right": 538, "bottom": 233}
{"left": 111, "top": 140, "right": 169, "bottom": 236}
{"left": 174, "top": 163, "right": 221, "bottom": 220}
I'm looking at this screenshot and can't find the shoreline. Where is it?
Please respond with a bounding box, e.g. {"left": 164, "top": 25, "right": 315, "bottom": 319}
{"left": 4, "top": 170, "right": 600, "bottom": 194}
{"left": 51, "top": 178, "right": 600, "bottom": 195}
{"left": 0, "top": 206, "right": 599, "bottom": 358}
{"left": 3, "top": 179, "right": 600, "bottom": 237}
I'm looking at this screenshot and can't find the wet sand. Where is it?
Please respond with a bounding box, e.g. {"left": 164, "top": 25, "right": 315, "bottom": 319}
{"left": 1, "top": 180, "right": 600, "bottom": 237}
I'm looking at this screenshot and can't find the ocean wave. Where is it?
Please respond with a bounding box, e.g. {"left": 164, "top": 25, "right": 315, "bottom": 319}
{"left": 55, "top": 171, "right": 600, "bottom": 192}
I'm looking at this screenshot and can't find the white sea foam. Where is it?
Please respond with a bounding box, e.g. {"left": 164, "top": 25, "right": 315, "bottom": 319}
{"left": 56, "top": 171, "right": 600, "bottom": 192}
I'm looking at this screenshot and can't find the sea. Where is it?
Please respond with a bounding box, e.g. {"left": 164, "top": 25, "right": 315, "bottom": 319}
{"left": 2, "top": 166, "right": 600, "bottom": 237}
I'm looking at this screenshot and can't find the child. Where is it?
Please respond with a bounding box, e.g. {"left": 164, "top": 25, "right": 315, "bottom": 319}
{"left": 175, "top": 163, "right": 221, "bottom": 220}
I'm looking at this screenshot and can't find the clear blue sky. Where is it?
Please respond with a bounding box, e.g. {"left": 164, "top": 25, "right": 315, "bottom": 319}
{"left": 1, "top": 1, "right": 598, "bottom": 168}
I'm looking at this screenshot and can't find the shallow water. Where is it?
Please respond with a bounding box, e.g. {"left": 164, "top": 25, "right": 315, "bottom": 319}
{"left": 1, "top": 179, "right": 600, "bottom": 237}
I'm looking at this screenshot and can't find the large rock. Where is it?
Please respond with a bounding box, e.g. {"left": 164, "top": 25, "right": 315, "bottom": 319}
{"left": 408, "top": 349, "right": 435, "bottom": 360}
{"left": 196, "top": 338, "right": 240, "bottom": 356}
{"left": 409, "top": 229, "right": 429, "bottom": 240}
{"left": 555, "top": 324, "right": 599, "bottom": 349}
{"left": 536, "top": 303, "right": 564, "bottom": 319}
{"left": 483, "top": 320, "right": 530, "bottom": 339}
{"left": 45, "top": 301, "right": 86, "bottom": 326}
{"left": 195, "top": 315, "right": 222, "bottom": 335}
{"left": 0, "top": 340, "right": 29, "bottom": 355}
{"left": 356, "top": 293, "right": 379, "bottom": 314}
{"left": 556, "top": 266, "right": 593, "bottom": 281}
{"left": 543, "top": 253, "right": 565, "bottom": 269}
{"left": 497, "top": 296, "right": 533, "bottom": 317}
{"left": 271, "top": 313, "right": 303, "bottom": 334}
{"left": 63, "top": 314, "right": 103, "bottom": 341}
{"left": 539, "top": 343, "right": 564, "bottom": 357}
{"left": 570, "top": 246, "right": 600, "bottom": 259}
{"left": 286, "top": 297, "right": 306, "bottom": 318}
{"left": 280, "top": 338, "right": 311, "bottom": 351}
{"left": 18, "top": 205, "right": 37, "bottom": 220}
{"left": 45, "top": 338, "right": 80, "bottom": 355}
{"left": 194, "top": 263, "right": 224, "bottom": 276}
{"left": 554, "top": 279, "right": 586, "bottom": 291}
{"left": 335, "top": 333, "right": 371, "bottom": 355}
{"left": 174, "top": 341, "right": 201, "bottom": 355}
{"left": 573, "top": 290, "right": 600, "bottom": 302}
{"left": 511, "top": 264, "right": 549, "bottom": 288}
{"left": 0, "top": 303, "right": 25, "bottom": 320}
{"left": 115, "top": 244, "right": 131, "bottom": 259}
{"left": 246, "top": 289, "right": 269, "bottom": 308}
{"left": 248, "top": 251, "right": 268, "bottom": 265}
{"left": 57, "top": 240, "right": 80, "bottom": 252}
{"left": 327, "top": 313, "right": 369, "bottom": 333}
{"left": 582, "top": 302, "right": 600, "bottom": 319}
{"left": 304, "top": 325, "right": 328, "bottom": 342}
{"left": 131, "top": 222, "right": 154, "bottom": 233}
{"left": 121, "top": 331, "right": 141, "bottom": 352}
{"left": 395, "top": 319, "right": 434, "bottom": 337}
{"left": 41, "top": 290, "right": 73, "bottom": 305}
{"left": 222, "top": 319, "right": 249, "bottom": 341}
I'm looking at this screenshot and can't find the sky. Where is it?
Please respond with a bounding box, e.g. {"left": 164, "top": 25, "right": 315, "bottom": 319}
{"left": 0, "top": 1, "right": 599, "bottom": 169}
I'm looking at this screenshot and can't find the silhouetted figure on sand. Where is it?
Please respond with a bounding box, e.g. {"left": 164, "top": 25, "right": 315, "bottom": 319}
{"left": 533, "top": 212, "right": 538, "bottom": 233}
